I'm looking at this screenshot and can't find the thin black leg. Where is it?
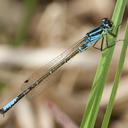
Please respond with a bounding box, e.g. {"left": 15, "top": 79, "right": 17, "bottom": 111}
{"left": 92, "top": 46, "right": 101, "bottom": 51}
{"left": 100, "top": 36, "right": 104, "bottom": 51}
{"left": 102, "top": 34, "right": 115, "bottom": 51}
{"left": 92, "top": 37, "right": 105, "bottom": 51}
{"left": 92, "top": 41, "right": 101, "bottom": 51}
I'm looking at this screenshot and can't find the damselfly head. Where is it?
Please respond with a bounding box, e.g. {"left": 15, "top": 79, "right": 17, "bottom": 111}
{"left": 101, "top": 18, "right": 113, "bottom": 29}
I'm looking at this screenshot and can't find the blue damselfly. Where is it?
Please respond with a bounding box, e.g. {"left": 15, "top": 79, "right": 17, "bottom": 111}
{"left": 0, "top": 18, "right": 117, "bottom": 115}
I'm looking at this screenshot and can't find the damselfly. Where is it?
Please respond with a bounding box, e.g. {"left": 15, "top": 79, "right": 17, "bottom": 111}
{"left": 0, "top": 18, "right": 116, "bottom": 115}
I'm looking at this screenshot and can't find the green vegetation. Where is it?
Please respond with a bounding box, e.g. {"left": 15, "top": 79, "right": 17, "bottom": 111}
{"left": 101, "top": 19, "right": 128, "bottom": 128}
{"left": 80, "top": 0, "right": 127, "bottom": 128}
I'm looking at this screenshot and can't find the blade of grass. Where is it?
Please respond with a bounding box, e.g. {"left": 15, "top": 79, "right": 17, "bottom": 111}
{"left": 101, "top": 19, "right": 128, "bottom": 128}
{"left": 80, "top": 0, "right": 127, "bottom": 128}
{"left": 12, "top": 0, "right": 38, "bottom": 46}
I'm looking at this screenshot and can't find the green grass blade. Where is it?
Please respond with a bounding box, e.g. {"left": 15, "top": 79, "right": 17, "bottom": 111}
{"left": 101, "top": 20, "right": 128, "bottom": 128}
{"left": 80, "top": 0, "right": 127, "bottom": 128}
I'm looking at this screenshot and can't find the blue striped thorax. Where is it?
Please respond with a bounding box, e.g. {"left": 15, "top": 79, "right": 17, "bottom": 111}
{"left": 79, "top": 18, "right": 113, "bottom": 52}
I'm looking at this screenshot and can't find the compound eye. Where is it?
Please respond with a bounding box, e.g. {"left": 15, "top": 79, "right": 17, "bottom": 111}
{"left": 110, "top": 22, "right": 113, "bottom": 27}
{"left": 101, "top": 18, "right": 106, "bottom": 23}
{"left": 101, "top": 18, "right": 108, "bottom": 25}
{"left": 102, "top": 18, "right": 105, "bottom": 22}
{"left": 108, "top": 21, "right": 113, "bottom": 28}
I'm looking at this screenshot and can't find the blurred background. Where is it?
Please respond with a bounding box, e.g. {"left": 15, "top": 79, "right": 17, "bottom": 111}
{"left": 0, "top": 0, "right": 128, "bottom": 128}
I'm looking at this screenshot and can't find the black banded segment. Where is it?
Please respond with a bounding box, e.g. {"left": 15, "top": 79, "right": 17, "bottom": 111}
{"left": 87, "top": 27, "right": 103, "bottom": 37}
